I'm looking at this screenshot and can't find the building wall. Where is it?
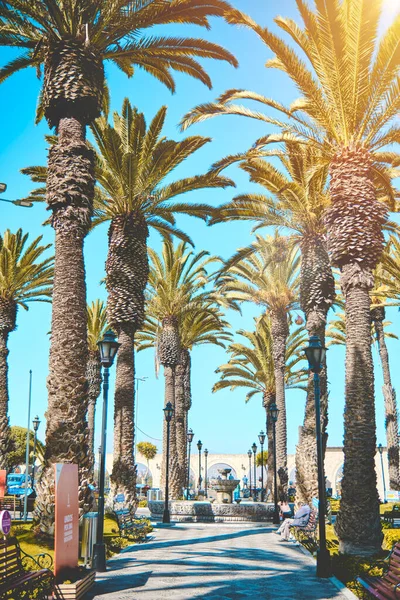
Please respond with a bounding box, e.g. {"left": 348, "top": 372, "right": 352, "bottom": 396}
{"left": 105, "top": 447, "right": 391, "bottom": 500}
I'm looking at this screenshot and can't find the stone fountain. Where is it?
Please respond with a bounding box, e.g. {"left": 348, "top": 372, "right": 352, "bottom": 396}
{"left": 214, "top": 468, "right": 240, "bottom": 504}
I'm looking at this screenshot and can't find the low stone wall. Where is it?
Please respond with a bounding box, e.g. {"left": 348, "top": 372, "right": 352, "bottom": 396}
{"left": 148, "top": 500, "right": 275, "bottom": 523}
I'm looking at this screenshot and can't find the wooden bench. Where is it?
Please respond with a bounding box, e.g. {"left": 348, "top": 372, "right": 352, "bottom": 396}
{"left": 290, "top": 509, "right": 318, "bottom": 543}
{"left": 114, "top": 509, "right": 148, "bottom": 539}
{"left": 0, "top": 536, "right": 54, "bottom": 600}
{"left": 0, "top": 496, "right": 36, "bottom": 519}
{"left": 384, "top": 505, "right": 400, "bottom": 527}
{"left": 358, "top": 542, "right": 400, "bottom": 599}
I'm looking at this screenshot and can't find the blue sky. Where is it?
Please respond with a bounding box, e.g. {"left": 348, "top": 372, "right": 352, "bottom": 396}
{"left": 0, "top": 0, "right": 399, "bottom": 459}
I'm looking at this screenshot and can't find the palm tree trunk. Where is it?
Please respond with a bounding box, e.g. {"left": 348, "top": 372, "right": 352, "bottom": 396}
{"left": 270, "top": 311, "right": 289, "bottom": 493}
{"left": 263, "top": 390, "right": 276, "bottom": 500}
{"left": 162, "top": 366, "right": 182, "bottom": 498}
{"left": 296, "top": 317, "right": 328, "bottom": 505}
{"left": 87, "top": 351, "right": 102, "bottom": 476}
{"left": 175, "top": 349, "right": 188, "bottom": 493}
{"left": 335, "top": 265, "right": 382, "bottom": 554}
{"left": 36, "top": 117, "right": 95, "bottom": 533}
{"left": 0, "top": 299, "right": 15, "bottom": 471}
{"left": 111, "top": 328, "right": 137, "bottom": 509}
{"left": 372, "top": 306, "right": 399, "bottom": 490}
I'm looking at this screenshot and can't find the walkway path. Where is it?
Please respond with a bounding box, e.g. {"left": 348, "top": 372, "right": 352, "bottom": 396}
{"left": 89, "top": 523, "right": 354, "bottom": 600}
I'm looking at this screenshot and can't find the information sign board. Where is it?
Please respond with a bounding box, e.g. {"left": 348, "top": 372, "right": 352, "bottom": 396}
{"left": 54, "top": 464, "right": 79, "bottom": 577}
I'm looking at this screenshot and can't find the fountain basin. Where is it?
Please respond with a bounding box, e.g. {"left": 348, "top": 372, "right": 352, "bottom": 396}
{"left": 148, "top": 500, "right": 275, "bottom": 523}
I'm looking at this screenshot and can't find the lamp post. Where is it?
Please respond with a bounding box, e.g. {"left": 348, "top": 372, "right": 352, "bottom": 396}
{"left": 23, "top": 370, "right": 33, "bottom": 522}
{"left": 258, "top": 430, "right": 266, "bottom": 501}
{"left": 304, "top": 335, "right": 331, "bottom": 578}
{"left": 0, "top": 182, "right": 33, "bottom": 207}
{"left": 204, "top": 449, "right": 208, "bottom": 498}
{"left": 248, "top": 450, "right": 252, "bottom": 494}
{"left": 31, "top": 415, "right": 41, "bottom": 488}
{"left": 252, "top": 442, "right": 257, "bottom": 501}
{"left": 269, "top": 402, "right": 280, "bottom": 525}
{"left": 186, "top": 428, "right": 194, "bottom": 499}
{"left": 377, "top": 444, "right": 387, "bottom": 503}
{"left": 93, "top": 330, "right": 120, "bottom": 572}
{"left": 197, "top": 440, "right": 203, "bottom": 493}
{"left": 163, "top": 402, "right": 174, "bottom": 523}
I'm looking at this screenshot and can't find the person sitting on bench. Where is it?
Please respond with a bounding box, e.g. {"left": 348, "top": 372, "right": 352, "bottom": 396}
{"left": 276, "top": 501, "right": 310, "bottom": 541}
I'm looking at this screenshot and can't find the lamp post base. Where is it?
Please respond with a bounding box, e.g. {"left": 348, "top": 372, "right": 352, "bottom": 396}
{"left": 162, "top": 509, "right": 170, "bottom": 524}
{"left": 316, "top": 548, "right": 331, "bottom": 578}
{"left": 93, "top": 542, "right": 107, "bottom": 572}
{"left": 273, "top": 508, "right": 280, "bottom": 525}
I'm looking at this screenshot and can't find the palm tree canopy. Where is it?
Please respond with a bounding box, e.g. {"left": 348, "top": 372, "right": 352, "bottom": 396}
{"left": 217, "top": 232, "right": 299, "bottom": 318}
{"left": 0, "top": 229, "right": 53, "bottom": 309}
{"left": 326, "top": 311, "right": 398, "bottom": 347}
{"left": 182, "top": 1, "right": 400, "bottom": 203}
{"left": 87, "top": 299, "right": 108, "bottom": 353}
{"left": 213, "top": 316, "right": 307, "bottom": 403}
{"left": 0, "top": 0, "right": 238, "bottom": 113}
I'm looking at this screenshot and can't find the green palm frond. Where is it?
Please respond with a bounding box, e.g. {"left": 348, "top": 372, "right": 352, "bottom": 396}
{"left": 87, "top": 299, "right": 108, "bottom": 353}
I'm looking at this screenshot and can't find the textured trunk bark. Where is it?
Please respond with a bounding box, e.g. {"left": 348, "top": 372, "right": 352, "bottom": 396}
{"left": 175, "top": 349, "right": 189, "bottom": 494}
{"left": 263, "top": 391, "right": 276, "bottom": 501}
{"left": 0, "top": 326, "right": 13, "bottom": 470}
{"left": 111, "top": 328, "right": 137, "bottom": 509}
{"left": 86, "top": 351, "right": 102, "bottom": 476}
{"left": 270, "top": 312, "right": 289, "bottom": 493}
{"left": 372, "top": 306, "right": 400, "bottom": 490}
{"left": 335, "top": 265, "right": 382, "bottom": 554}
{"left": 162, "top": 366, "right": 182, "bottom": 498}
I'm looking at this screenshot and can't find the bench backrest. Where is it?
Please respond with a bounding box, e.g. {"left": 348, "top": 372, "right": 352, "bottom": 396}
{"left": 305, "top": 510, "right": 318, "bottom": 530}
{"left": 388, "top": 542, "right": 400, "bottom": 574}
{"left": 0, "top": 537, "right": 23, "bottom": 585}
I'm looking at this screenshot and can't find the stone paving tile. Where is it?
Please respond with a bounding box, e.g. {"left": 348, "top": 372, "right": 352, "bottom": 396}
{"left": 87, "top": 523, "right": 352, "bottom": 600}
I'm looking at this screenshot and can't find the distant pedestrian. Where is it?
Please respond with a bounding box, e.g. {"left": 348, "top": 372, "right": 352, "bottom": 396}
{"left": 278, "top": 495, "right": 292, "bottom": 520}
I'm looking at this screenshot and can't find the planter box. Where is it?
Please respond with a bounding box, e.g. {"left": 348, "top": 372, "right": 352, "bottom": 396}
{"left": 54, "top": 570, "right": 95, "bottom": 600}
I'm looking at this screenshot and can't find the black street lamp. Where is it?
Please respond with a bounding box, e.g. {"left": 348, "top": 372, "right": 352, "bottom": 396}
{"left": 163, "top": 402, "right": 174, "bottom": 523}
{"left": 31, "top": 415, "right": 41, "bottom": 488}
{"left": 377, "top": 444, "right": 387, "bottom": 503}
{"left": 93, "top": 330, "right": 120, "bottom": 572}
{"left": 186, "top": 428, "right": 194, "bottom": 499}
{"left": 304, "top": 335, "right": 331, "bottom": 578}
{"left": 269, "top": 402, "right": 280, "bottom": 524}
{"left": 204, "top": 449, "right": 208, "bottom": 498}
{"left": 258, "top": 430, "right": 266, "bottom": 501}
{"left": 252, "top": 442, "right": 257, "bottom": 501}
{"left": 0, "top": 183, "right": 33, "bottom": 207}
{"left": 197, "top": 440, "right": 203, "bottom": 493}
{"left": 248, "top": 450, "right": 252, "bottom": 494}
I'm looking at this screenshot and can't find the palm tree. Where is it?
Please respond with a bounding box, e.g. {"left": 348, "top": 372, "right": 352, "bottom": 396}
{"left": 213, "top": 316, "right": 307, "bottom": 497}
{"left": 86, "top": 300, "right": 107, "bottom": 476}
{"left": 137, "top": 304, "right": 232, "bottom": 486}
{"left": 1, "top": 0, "right": 238, "bottom": 530}
{"left": 218, "top": 233, "right": 299, "bottom": 490}
{"left": 184, "top": 1, "right": 400, "bottom": 554}
{"left": 209, "top": 142, "right": 335, "bottom": 503}
{"left": 89, "top": 100, "right": 233, "bottom": 503}
{"left": 142, "top": 239, "right": 225, "bottom": 497}
{"left": 0, "top": 230, "right": 53, "bottom": 473}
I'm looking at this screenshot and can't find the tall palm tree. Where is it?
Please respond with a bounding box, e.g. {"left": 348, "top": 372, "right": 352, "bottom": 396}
{"left": 137, "top": 305, "right": 232, "bottom": 484}
{"left": 218, "top": 233, "right": 299, "bottom": 490}
{"left": 213, "top": 316, "right": 307, "bottom": 496}
{"left": 1, "top": 0, "right": 238, "bottom": 530}
{"left": 209, "top": 142, "right": 335, "bottom": 502}
{"left": 0, "top": 230, "right": 53, "bottom": 473}
{"left": 90, "top": 100, "right": 233, "bottom": 503}
{"left": 143, "top": 239, "right": 225, "bottom": 497}
{"left": 86, "top": 300, "right": 107, "bottom": 476}
{"left": 183, "top": 0, "right": 400, "bottom": 554}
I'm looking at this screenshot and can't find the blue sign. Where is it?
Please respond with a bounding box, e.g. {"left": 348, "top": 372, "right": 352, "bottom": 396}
{"left": 115, "top": 493, "right": 125, "bottom": 503}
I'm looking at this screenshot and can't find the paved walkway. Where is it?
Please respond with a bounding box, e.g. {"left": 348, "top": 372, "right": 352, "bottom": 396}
{"left": 88, "top": 523, "right": 353, "bottom": 600}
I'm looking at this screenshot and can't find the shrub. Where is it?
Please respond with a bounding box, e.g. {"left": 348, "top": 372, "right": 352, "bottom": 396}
{"left": 138, "top": 499, "right": 147, "bottom": 508}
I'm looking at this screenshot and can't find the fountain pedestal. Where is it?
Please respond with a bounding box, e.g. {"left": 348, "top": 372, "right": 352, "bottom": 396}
{"left": 214, "top": 468, "right": 240, "bottom": 504}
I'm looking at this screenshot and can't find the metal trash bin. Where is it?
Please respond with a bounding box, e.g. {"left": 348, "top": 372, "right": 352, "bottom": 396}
{"left": 81, "top": 512, "right": 98, "bottom": 567}
{"left": 147, "top": 488, "right": 163, "bottom": 501}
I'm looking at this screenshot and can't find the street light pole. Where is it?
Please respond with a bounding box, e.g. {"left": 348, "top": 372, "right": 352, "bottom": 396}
{"left": 31, "top": 415, "right": 41, "bottom": 489}
{"left": 0, "top": 182, "right": 33, "bottom": 207}
{"left": 197, "top": 440, "right": 203, "bottom": 493}
{"left": 248, "top": 450, "right": 252, "bottom": 495}
{"left": 23, "top": 370, "right": 33, "bottom": 522}
{"left": 93, "top": 330, "right": 120, "bottom": 572}
{"left": 258, "top": 431, "right": 266, "bottom": 502}
{"left": 304, "top": 335, "right": 331, "bottom": 578}
{"left": 186, "top": 428, "right": 194, "bottom": 499}
{"left": 163, "top": 402, "right": 174, "bottom": 523}
{"left": 377, "top": 444, "right": 387, "bottom": 503}
{"left": 269, "top": 403, "right": 280, "bottom": 525}
{"left": 204, "top": 449, "right": 208, "bottom": 498}
{"left": 252, "top": 442, "right": 257, "bottom": 501}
